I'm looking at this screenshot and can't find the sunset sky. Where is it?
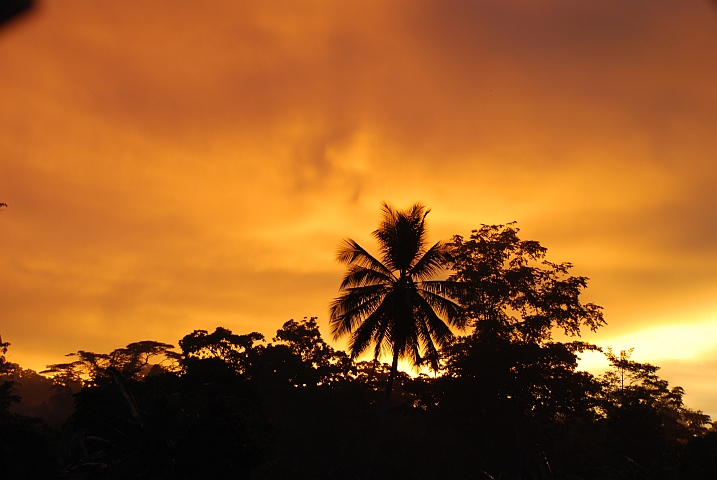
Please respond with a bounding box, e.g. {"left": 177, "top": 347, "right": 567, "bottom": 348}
{"left": 2, "top": 0, "right": 717, "bottom": 414}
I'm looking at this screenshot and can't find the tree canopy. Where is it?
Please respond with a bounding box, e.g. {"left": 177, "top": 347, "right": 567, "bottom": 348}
{"left": 1, "top": 207, "right": 716, "bottom": 479}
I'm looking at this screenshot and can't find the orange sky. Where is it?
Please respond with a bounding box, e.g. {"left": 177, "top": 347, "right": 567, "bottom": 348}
{"left": 2, "top": 0, "right": 717, "bottom": 414}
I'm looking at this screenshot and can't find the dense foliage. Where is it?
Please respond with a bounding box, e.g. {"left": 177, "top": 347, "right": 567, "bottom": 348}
{"left": 1, "top": 221, "right": 716, "bottom": 479}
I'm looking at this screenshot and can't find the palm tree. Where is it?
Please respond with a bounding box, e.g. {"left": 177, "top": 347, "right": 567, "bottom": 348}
{"left": 329, "top": 202, "right": 466, "bottom": 478}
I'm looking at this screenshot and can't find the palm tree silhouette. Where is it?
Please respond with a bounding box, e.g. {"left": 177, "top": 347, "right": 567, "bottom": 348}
{"left": 330, "top": 202, "right": 466, "bottom": 478}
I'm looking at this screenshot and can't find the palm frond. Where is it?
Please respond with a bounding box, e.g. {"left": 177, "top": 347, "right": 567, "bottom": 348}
{"left": 373, "top": 202, "right": 430, "bottom": 272}
{"left": 340, "top": 265, "right": 393, "bottom": 290}
{"left": 349, "top": 303, "right": 390, "bottom": 358}
{"left": 418, "top": 288, "right": 468, "bottom": 330}
{"left": 420, "top": 280, "right": 473, "bottom": 304}
{"left": 371, "top": 292, "right": 404, "bottom": 360}
{"left": 329, "top": 285, "right": 387, "bottom": 339}
{"left": 389, "top": 300, "right": 416, "bottom": 358}
{"left": 372, "top": 315, "right": 390, "bottom": 360}
{"left": 408, "top": 241, "right": 450, "bottom": 280}
{"left": 413, "top": 309, "right": 441, "bottom": 369}
{"left": 414, "top": 294, "right": 455, "bottom": 344}
{"left": 336, "top": 238, "right": 395, "bottom": 278}
{"left": 403, "top": 327, "right": 422, "bottom": 366}
{"left": 329, "top": 284, "right": 386, "bottom": 317}
{"left": 424, "top": 308, "right": 456, "bottom": 351}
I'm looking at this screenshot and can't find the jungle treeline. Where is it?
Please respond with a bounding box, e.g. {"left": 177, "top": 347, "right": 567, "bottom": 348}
{"left": 2, "top": 220, "right": 717, "bottom": 479}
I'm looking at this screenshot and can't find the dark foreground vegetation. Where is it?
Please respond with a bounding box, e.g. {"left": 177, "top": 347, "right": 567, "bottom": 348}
{"left": 2, "top": 206, "right": 717, "bottom": 479}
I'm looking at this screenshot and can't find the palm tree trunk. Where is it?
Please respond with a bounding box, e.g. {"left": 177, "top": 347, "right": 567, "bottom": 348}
{"left": 364, "top": 347, "right": 400, "bottom": 480}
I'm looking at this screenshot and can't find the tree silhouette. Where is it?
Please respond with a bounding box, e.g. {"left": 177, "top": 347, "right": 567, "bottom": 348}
{"left": 43, "top": 340, "right": 178, "bottom": 387}
{"left": 272, "top": 317, "right": 352, "bottom": 386}
{"left": 441, "top": 223, "right": 608, "bottom": 476}
{"left": 329, "top": 202, "right": 466, "bottom": 478}
{"left": 4, "top": 208, "right": 717, "bottom": 478}
{"left": 0, "top": 338, "right": 59, "bottom": 477}
{"left": 600, "top": 348, "right": 710, "bottom": 470}
{"left": 448, "top": 222, "right": 605, "bottom": 341}
{"left": 180, "top": 327, "right": 265, "bottom": 376}
{"left": 0, "top": 337, "right": 20, "bottom": 412}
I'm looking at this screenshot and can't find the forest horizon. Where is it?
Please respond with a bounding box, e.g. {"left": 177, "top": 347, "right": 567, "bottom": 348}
{"left": 3, "top": 204, "right": 717, "bottom": 478}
